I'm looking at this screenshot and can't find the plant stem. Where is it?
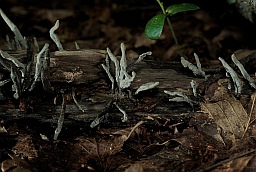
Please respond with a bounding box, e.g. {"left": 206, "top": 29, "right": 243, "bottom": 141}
{"left": 156, "top": 0, "right": 183, "bottom": 57}
{"left": 156, "top": 0, "right": 166, "bottom": 14}
{"left": 166, "top": 17, "right": 183, "bottom": 56}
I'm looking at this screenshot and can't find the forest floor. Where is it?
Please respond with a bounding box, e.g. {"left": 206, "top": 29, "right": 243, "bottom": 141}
{"left": 1, "top": 0, "right": 256, "bottom": 171}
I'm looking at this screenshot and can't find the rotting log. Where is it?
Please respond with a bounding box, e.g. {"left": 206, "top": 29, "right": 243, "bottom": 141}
{"left": 49, "top": 49, "right": 107, "bottom": 83}
{"left": 0, "top": 49, "right": 205, "bottom": 132}
{"left": 49, "top": 49, "right": 204, "bottom": 90}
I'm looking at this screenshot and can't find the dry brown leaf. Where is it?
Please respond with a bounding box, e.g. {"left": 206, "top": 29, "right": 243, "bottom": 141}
{"left": 79, "top": 136, "right": 123, "bottom": 158}
{"left": 189, "top": 113, "right": 226, "bottom": 146}
{"left": 12, "top": 135, "right": 38, "bottom": 160}
{"left": 134, "top": 34, "right": 156, "bottom": 48}
{"left": 211, "top": 154, "right": 256, "bottom": 172}
{"left": 1, "top": 153, "right": 31, "bottom": 172}
{"left": 233, "top": 49, "right": 256, "bottom": 60}
{"left": 125, "top": 163, "right": 144, "bottom": 172}
{"left": 35, "top": 9, "right": 74, "bottom": 23}
{"left": 204, "top": 79, "right": 231, "bottom": 102}
{"left": 201, "top": 95, "right": 248, "bottom": 145}
{"left": 172, "top": 127, "right": 215, "bottom": 149}
{"left": 0, "top": 126, "right": 7, "bottom": 133}
{"left": 212, "top": 27, "right": 244, "bottom": 49}
{"left": 78, "top": 121, "right": 145, "bottom": 158}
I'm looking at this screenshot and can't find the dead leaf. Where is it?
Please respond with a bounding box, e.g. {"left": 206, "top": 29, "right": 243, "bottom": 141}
{"left": 125, "top": 163, "right": 144, "bottom": 172}
{"left": 12, "top": 134, "right": 38, "bottom": 160}
{"left": 0, "top": 126, "right": 7, "bottom": 133}
{"left": 211, "top": 153, "right": 256, "bottom": 172}
{"left": 173, "top": 127, "right": 211, "bottom": 148}
{"left": 79, "top": 136, "right": 123, "bottom": 158}
{"left": 201, "top": 95, "right": 248, "bottom": 145}
{"left": 134, "top": 34, "right": 156, "bottom": 48}
{"left": 171, "top": 127, "right": 218, "bottom": 164}
{"left": 248, "top": 91, "right": 256, "bottom": 121}
{"left": 77, "top": 133, "right": 134, "bottom": 171}
{"left": 212, "top": 27, "right": 244, "bottom": 49}
{"left": 233, "top": 49, "right": 256, "bottom": 60}
{"left": 1, "top": 153, "right": 31, "bottom": 172}
{"left": 204, "top": 78, "right": 231, "bottom": 102}
{"left": 78, "top": 121, "right": 145, "bottom": 158}
{"left": 189, "top": 113, "right": 226, "bottom": 146}
{"left": 35, "top": 9, "right": 74, "bottom": 23}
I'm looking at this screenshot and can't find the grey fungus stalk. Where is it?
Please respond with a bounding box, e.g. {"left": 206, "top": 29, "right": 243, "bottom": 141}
{"left": 49, "top": 20, "right": 64, "bottom": 51}
{"left": 98, "top": 43, "right": 157, "bottom": 124}
{"left": 219, "top": 57, "right": 242, "bottom": 96}
{"left": 164, "top": 90, "right": 194, "bottom": 108}
{"left": 135, "top": 82, "right": 159, "bottom": 95}
{"left": 181, "top": 53, "right": 206, "bottom": 79}
{"left": 231, "top": 54, "right": 256, "bottom": 89}
{"left": 0, "top": 8, "right": 27, "bottom": 49}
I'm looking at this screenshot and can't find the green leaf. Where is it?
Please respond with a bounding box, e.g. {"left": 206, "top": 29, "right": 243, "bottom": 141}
{"left": 145, "top": 14, "right": 166, "bottom": 40}
{"left": 227, "top": 0, "right": 236, "bottom": 4}
{"left": 166, "top": 3, "right": 200, "bottom": 16}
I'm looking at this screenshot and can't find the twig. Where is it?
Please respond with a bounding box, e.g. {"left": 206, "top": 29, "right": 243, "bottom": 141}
{"left": 201, "top": 149, "right": 256, "bottom": 172}
{"left": 242, "top": 93, "right": 256, "bottom": 139}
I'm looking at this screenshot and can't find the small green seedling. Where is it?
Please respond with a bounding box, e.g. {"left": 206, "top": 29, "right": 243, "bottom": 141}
{"left": 145, "top": 1, "right": 199, "bottom": 56}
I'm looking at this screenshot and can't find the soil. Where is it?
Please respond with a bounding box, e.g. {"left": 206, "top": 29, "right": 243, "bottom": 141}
{"left": 1, "top": 0, "right": 256, "bottom": 171}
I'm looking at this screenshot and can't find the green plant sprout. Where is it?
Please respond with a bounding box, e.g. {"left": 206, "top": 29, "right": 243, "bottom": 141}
{"left": 145, "top": 1, "right": 200, "bottom": 56}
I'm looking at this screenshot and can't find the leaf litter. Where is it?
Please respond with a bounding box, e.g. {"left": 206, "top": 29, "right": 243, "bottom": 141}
{"left": 1, "top": 1, "right": 256, "bottom": 172}
{"left": 201, "top": 94, "right": 248, "bottom": 146}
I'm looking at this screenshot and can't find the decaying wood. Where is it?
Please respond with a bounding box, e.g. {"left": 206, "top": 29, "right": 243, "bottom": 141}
{"left": 49, "top": 49, "right": 106, "bottom": 83}
{"left": 49, "top": 49, "right": 204, "bottom": 90}
{"left": 0, "top": 49, "right": 205, "bottom": 129}
{"left": 48, "top": 49, "right": 256, "bottom": 91}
